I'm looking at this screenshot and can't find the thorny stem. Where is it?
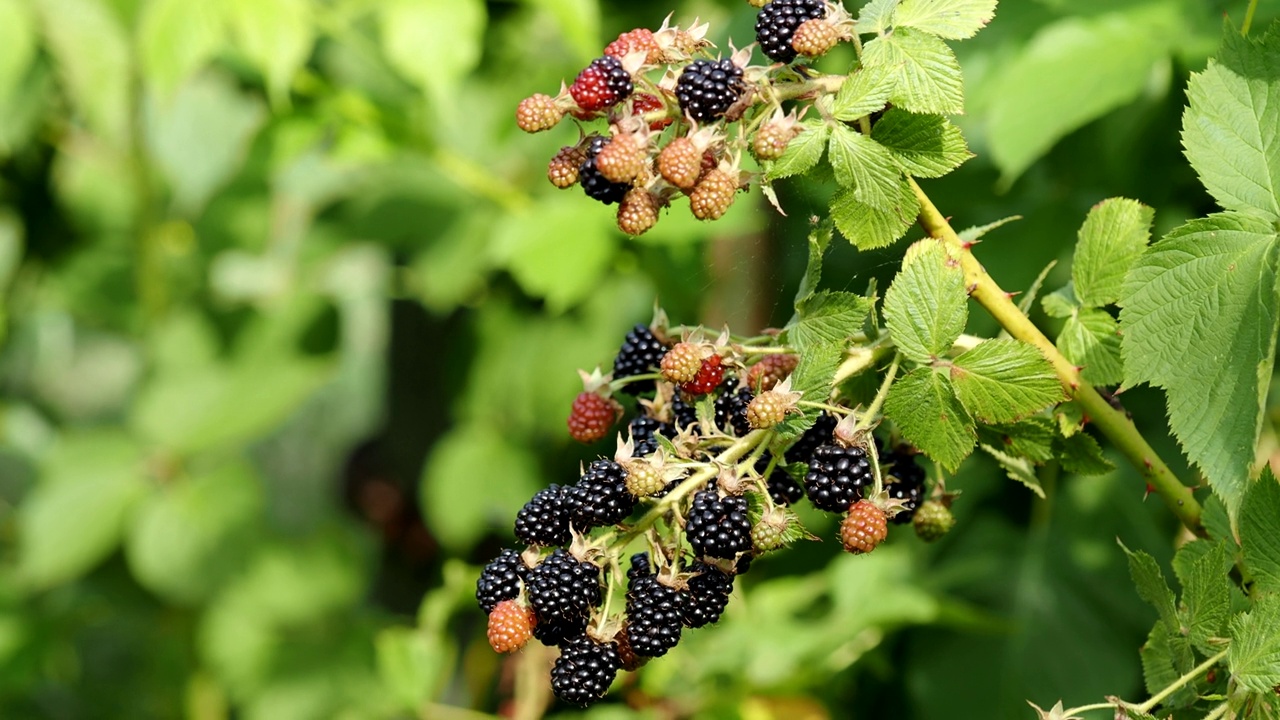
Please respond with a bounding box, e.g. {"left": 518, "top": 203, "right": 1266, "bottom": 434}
{"left": 1134, "top": 648, "right": 1228, "bottom": 714}
{"left": 617, "top": 430, "right": 770, "bottom": 547}
{"left": 908, "top": 178, "right": 1204, "bottom": 535}
{"left": 1202, "top": 701, "right": 1230, "bottom": 720}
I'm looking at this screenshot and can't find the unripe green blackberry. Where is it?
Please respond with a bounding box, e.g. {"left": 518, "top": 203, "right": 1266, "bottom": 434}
{"left": 913, "top": 501, "right": 955, "bottom": 542}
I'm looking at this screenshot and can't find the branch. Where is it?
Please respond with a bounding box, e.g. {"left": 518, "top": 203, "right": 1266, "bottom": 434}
{"left": 907, "top": 178, "right": 1204, "bottom": 534}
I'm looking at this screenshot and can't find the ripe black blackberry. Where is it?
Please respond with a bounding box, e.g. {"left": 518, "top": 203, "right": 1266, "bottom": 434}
{"left": 755, "top": 0, "right": 827, "bottom": 63}
{"left": 613, "top": 325, "right": 670, "bottom": 396}
{"left": 804, "top": 444, "right": 873, "bottom": 512}
{"left": 686, "top": 487, "right": 752, "bottom": 559}
{"left": 713, "top": 386, "right": 753, "bottom": 436}
{"left": 672, "top": 393, "right": 699, "bottom": 432}
{"left": 627, "top": 552, "right": 652, "bottom": 580}
{"left": 551, "top": 635, "right": 622, "bottom": 707}
{"left": 476, "top": 549, "right": 528, "bottom": 613}
{"left": 579, "top": 136, "right": 631, "bottom": 205}
{"left": 567, "top": 459, "right": 636, "bottom": 529}
{"left": 629, "top": 416, "right": 673, "bottom": 457}
{"left": 767, "top": 469, "right": 805, "bottom": 505}
{"left": 527, "top": 549, "right": 603, "bottom": 647}
{"left": 886, "top": 450, "right": 926, "bottom": 524}
{"left": 514, "top": 484, "right": 571, "bottom": 546}
{"left": 626, "top": 574, "right": 684, "bottom": 657}
{"left": 784, "top": 413, "right": 838, "bottom": 464}
{"left": 675, "top": 58, "right": 745, "bottom": 123}
{"left": 680, "top": 561, "right": 733, "bottom": 628}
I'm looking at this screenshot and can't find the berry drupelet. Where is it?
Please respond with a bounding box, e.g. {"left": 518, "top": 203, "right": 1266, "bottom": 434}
{"left": 686, "top": 487, "right": 752, "bottom": 559}
{"left": 515, "top": 484, "right": 571, "bottom": 546}
{"left": 713, "top": 385, "right": 753, "bottom": 436}
{"left": 570, "top": 56, "right": 633, "bottom": 112}
{"left": 526, "top": 549, "right": 603, "bottom": 647}
{"left": 680, "top": 561, "right": 734, "bottom": 628}
{"left": 784, "top": 413, "right": 838, "bottom": 464}
{"left": 476, "top": 549, "right": 528, "bottom": 613}
{"left": 551, "top": 635, "right": 622, "bottom": 707}
{"left": 568, "top": 459, "right": 637, "bottom": 529}
{"left": 675, "top": 58, "right": 745, "bottom": 122}
{"left": 625, "top": 574, "right": 684, "bottom": 657}
{"left": 804, "top": 444, "right": 874, "bottom": 512}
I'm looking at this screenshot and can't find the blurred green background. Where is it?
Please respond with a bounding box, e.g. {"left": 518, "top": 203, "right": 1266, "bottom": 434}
{"left": 0, "top": 0, "right": 1274, "bottom": 718}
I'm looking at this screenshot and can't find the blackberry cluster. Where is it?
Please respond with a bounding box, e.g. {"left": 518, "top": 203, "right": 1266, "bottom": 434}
{"left": 686, "top": 487, "right": 752, "bottom": 559}
{"left": 680, "top": 561, "right": 734, "bottom": 628}
{"left": 676, "top": 59, "right": 745, "bottom": 122}
{"left": 785, "top": 413, "right": 838, "bottom": 464}
{"left": 755, "top": 0, "right": 827, "bottom": 63}
{"left": 625, "top": 574, "right": 684, "bottom": 657}
{"left": 805, "top": 444, "right": 874, "bottom": 512}
{"left": 476, "top": 549, "right": 528, "bottom": 613}
{"left": 527, "top": 549, "right": 603, "bottom": 647}
{"left": 515, "top": 484, "right": 571, "bottom": 546}
{"left": 580, "top": 136, "right": 631, "bottom": 205}
{"left": 568, "top": 459, "right": 637, "bottom": 529}
{"left": 714, "top": 386, "right": 753, "bottom": 436}
{"left": 613, "top": 325, "right": 670, "bottom": 395}
{"left": 551, "top": 635, "right": 622, "bottom": 707}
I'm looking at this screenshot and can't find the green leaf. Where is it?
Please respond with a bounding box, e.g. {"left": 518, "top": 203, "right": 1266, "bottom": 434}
{"left": 985, "top": 7, "right": 1177, "bottom": 183}
{"left": 829, "top": 178, "right": 920, "bottom": 250}
{"left": 1178, "top": 541, "right": 1231, "bottom": 656}
{"left": 977, "top": 417, "right": 1056, "bottom": 462}
{"left": 0, "top": 0, "right": 36, "bottom": 104}
{"left": 893, "top": 0, "right": 996, "bottom": 40}
{"left": 146, "top": 73, "right": 266, "bottom": 215}
{"left": 871, "top": 109, "right": 970, "bottom": 178}
{"left": 1056, "top": 431, "right": 1114, "bottom": 476}
{"left": 861, "top": 28, "right": 964, "bottom": 115}
{"left": 1229, "top": 594, "right": 1280, "bottom": 693}
{"left": 19, "top": 433, "right": 148, "bottom": 590}
{"left": 376, "top": 626, "right": 450, "bottom": 711}
{"left": 1140, "top": 621, "right": 1196, "bottom": 706}
{"left": 126, "top": 461, "right": 264, "bottom": 604}
{"left": 1182, "top": 25, "right": 1280, "bottom": 220}
{"left": 1240, "top": 470, "right": 1280, "bottom": 594}
{"left": 227, "top": 0, "right": 314, "bottom": 107}
{"left": 1056, "top": 308, "right": 1123, "bottom": 387}
{"left": 858, "top": 0, "right": 900, "bottom": 35}
{"left": 980, "top": 443, "right": 1044, "bottom": 498}
{"left": 1121, "top": 543, "right": 1179, "bottom": 631}
{"left": 381, "top": 0, "right": 486, "bottom": 110}
{"left": 1119, "top": 212, "right": 1280, "bottom": 517}
{"left": 418, "top": 423, "right": 541, "bottom": 551}
{"left": 786, "top": 290, "right": 875, "bottom": 415}
{"left": 36, "top": 0, "right": 130, "bottom": 145}
{"left": 1041, "top": 284, "right": 1079, "bottom": 319}
{"left": 1073, "top": 198, "right": 1154, "bottom": 307}
{"left": 137, "top": 0, "right": 225, "bottom": 97}
{"left": 831, "top": 64, "right": 895, "bottom": 121}
{"left": 827, "top": 125, "right": 902, "bottom": 208}
{"left": 950, "top": 340, "right": 1063, "bottom": 424}
{"left": 1016, "top": 260, "right": 1058, "bottom": 317}
{"left": 884, "top": 367, "right": 975, "bottom": 472}
{"left": 883, "top": 240, "right": 967, "bottom": 363}
{"left": 766, "top": 119, "right": 830, "bottom": 180}
{"left": 1202, "top": 493, "right": 1233, "bottom": 545}
{"left": 792, "top": 220, "right": 834, "bottom": 312}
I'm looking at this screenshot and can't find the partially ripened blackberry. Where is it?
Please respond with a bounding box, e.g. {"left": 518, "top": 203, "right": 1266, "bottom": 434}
{"left": 680, "top": 561, "right": 733, "bottom": 628}
{"left": 805, "top": 444, "right": 873, "bottom": 512}
{"left": 629, "top": 416, "right": 674, "bottom": 457}
{"left": 568, "top": 459, "right": 637, "bottom": 529}
{"left": 613, "top": 325, "right": 670, "bottom": 396}
{"left": 713, "top": 386, "right": 753, "bottom": 436}
{"left": 686, "top": 487, "right": 752, "bottom": 559}
{"left": 676, "top": 58, "right": 745, "bottom": 122}
{"left": 767, "top": 469, "right": 805, "bottom": 505}
{"left": 626, "top": 574, "right": 684, "bottom": 657}
{"left": 527, "top": 549, "right": 602, "bottom": 647}
{"left": 755, "top": 0, "right": 826, "bottom": 63}
{"left": 476, "top": 549, "right": 528, "bottom": 613}
{"left": 515, "top": 485, "right": 571, "bottom": 546}
{"left": 551, "top": 635, "right": 622, "bottom": 707}
{"left": 579, "top": 136, "right": 631, "bottom": 205}
{"left": 569, "top": 55, "right": 634, "bottom": 112}
{"left": 785, "top": 413, "right": 838, "bottom": 464}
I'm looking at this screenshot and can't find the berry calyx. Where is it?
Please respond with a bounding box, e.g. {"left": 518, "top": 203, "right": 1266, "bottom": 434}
{"left": 567, "top": 391, "right": 622, "bottom": 443}
{"left": 516, "top": 93, "right": 565, "bottom": 133}
{"left": 913, "top": 500, "right": 955, "bottom": 542}
{"left": 689, "top": 166, "right": 740, "bottom": 221}
{"left": 840, "top": 499, "right": 888, "bottom": 555}
{"left": 570, "top": 56, "right": 634, "bottom": 112}
{"left": 488, "top": 599, "right": 536, "bottom": 653}
{"left": 681, "top": 353, "right": 726, "bottom": 395}
{"left": 755, "top": 0, "right": 827, "bottom": 64}
{"left": 617, "top": 187, "right": 661, "bottom": 237}
{"left": 675, "top": 58, "right": 745, "bottom": 123}
{"left": 550, "top": 634, "right": 622, "bottom": 706}
{"left": 548, "top": 145, "right": 587, "bottom": 189}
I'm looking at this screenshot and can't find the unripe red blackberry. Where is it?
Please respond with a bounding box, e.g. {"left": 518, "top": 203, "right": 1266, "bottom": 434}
{"left": 551, "top": 635, "right": 621, "bottom": 706}
{"left": 680, "top": 561, "right": 733, "bottom": 628}
{"left": 841, "top": 500, "right": 887, "bottom": 554}
{"left": 516, "top": 93, "right": 564, "bottom": 133}
{"left": 913, "top": 500, "right": 955, "bottom": 542}
{"left": 686, "top": 487, "right": 752, "bottom": 559}
{"left": 476, "top": 549, "right": 528, "bottom": 613}
{"left": 515, "top": 484, "right": 571, "bottom": 546}
{"left": 745, "top": 353, "right": 799, "bottom": 392}
{"left": 567, "top": 391, "right": 621, "bottom": 443}
{"left": 689, "top": 167, "right": 739, "bottom": 220}
{"left": 617, "top": 188, "right": 660, "bottom": 237}
{"left": 569, "top": 56, "right": 633, "bottom": 112}
{"left": 625, "top": 574, "right": 684, "bottom": 657}
{"left": 681, "top": 354, "right": 725, "bottom": 395}
{"left": 804, "top": 444, "right": 873, "bottom": 512}
{"left": 548, "top": 145, "right": 587, "bottom": 189}
{"left": 605, "top": 28, "right": 660, "bottom": 64}
{"left": 488, "top": 599, "right": 536, "bottom": 653}
{"left": 661, "top": 342, "right": 704, "bottom": 385}
{"left": 527, "top": 549, "right": 602, "bottom": 647}
{"left": 755, "top": 0, "right": 826, "bottom": 63}
{"left": 613, "top": 324, "right": 671, "bottom": 395}
{"left": 632, "top": 92, "right": 672, "bottom": 130}
{"left": 657, "top": 137, "right": 703, "bottom": 190}
{"left": 675, "top": 58, "right": 745, "bottom": 122}
{"left": 567, "top": 459, "right": 637, "bottom": 529}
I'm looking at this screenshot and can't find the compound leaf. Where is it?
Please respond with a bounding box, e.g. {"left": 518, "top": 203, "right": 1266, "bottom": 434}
{"left": 1178, "top": 540, "right": 1232, "bottom": 656}
{"left": 1122, "top": 543, "right": 1178, "bottom": 631}
{"left": 871, "top": 109, "right": 971, "bottom": 178}
{"left": 767, "top": 119, "right": 829, "bottom": 180}
{"left": 830, "top": 178, "right": 920, "bottom": 250}
{"left": 884, "top": 367, "right": 975, "bottom": 472}
{"left": 858, "top": 0, "right": 900, "bottom": 35}
{"left": 832, "top": 63, "right": 895, "bottom": 121}
{"left": 883, "top": 241, "right": 967, "bottom": 363}
{"left": 951, "top": 340, "right": 1063, "bottom": 424}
